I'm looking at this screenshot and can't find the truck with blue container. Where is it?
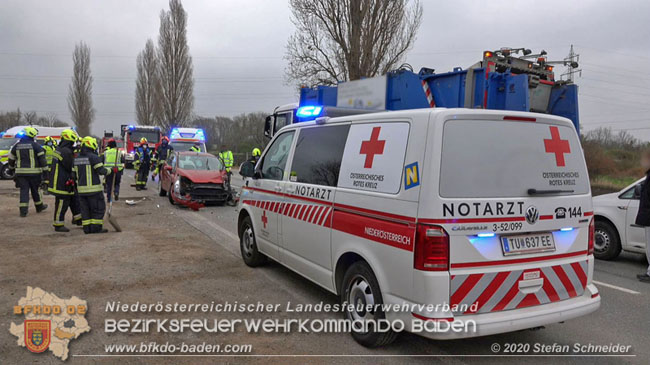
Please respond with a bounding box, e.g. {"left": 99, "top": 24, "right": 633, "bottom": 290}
{"left": 264, "top": 48, "right": 580, "bottom": 137}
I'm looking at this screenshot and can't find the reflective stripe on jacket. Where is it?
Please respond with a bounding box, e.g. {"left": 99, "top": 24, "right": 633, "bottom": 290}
{"left": 8, "top": 138, "right": 46, "bottom": 175}
{"left": 74, "top": 150, "right": 110, "bottom": 195}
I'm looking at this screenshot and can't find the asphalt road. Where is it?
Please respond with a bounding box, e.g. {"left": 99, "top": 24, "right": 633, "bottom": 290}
{"left": 133, "top": 170, "right": 649, "bottom": 364}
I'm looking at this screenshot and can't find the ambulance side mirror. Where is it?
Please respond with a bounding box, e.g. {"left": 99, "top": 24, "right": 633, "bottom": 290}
{"left": 264, "top": 115, "right": 274, "bottom": 138}
{"left": 240, "top": 161, "right": 256, "bottom": 178}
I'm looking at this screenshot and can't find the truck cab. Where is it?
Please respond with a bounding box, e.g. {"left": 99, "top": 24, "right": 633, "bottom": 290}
{"left": 121, "top": 125, "right": 162, "bottom": 168}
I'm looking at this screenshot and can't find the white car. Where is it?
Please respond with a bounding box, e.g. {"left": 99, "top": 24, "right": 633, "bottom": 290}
{"left": 238, "top": 108, "right": 599, "bottom": 347}
{"left": 592, "top": 178, "right": 647, "bottom": 260}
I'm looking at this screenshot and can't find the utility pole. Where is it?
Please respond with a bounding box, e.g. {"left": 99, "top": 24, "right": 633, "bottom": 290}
{"left": 562, "top": 44, "right": 582, "bottom": 82}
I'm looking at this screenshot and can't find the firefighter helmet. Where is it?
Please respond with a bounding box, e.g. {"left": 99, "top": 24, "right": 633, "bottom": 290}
{"left": 44, "top": 136, "right": 57, "bottom": 146}
{"left": 140, "top": 137, "right": 148, "bottom": 144}
{"left": 23, "top": 126, "right": 38, "bottom": 138}
{"left": 252, "top": 148, "right": 261, "bottom": 157}
{"left": 61, "top": 129, "right": 79, "bottom": 142}
{"left": 82, "top": 136, "right": 98, "bottom": 151}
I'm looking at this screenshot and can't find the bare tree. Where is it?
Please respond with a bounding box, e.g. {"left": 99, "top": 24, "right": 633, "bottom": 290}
{"left": 67, "top": 41, "right": 94, "bottom": 136}
{"left": 135, "top": 39, "right": 160, "bottom": 126}
{"left": 23, "top": 111, "right": 37, "bottom": 125}
{"left": 286, "top": 0, "right": 422, "bottom": 86}
{"left": 157, "top": 0, "right": 194, "bottom": 131}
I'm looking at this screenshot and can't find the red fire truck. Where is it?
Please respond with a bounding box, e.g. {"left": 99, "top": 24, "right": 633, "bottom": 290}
{"left": 120, "top": 125, "right": 162, "bottom": 168}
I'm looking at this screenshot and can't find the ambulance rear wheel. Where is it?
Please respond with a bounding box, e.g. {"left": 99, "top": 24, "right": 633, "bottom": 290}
{"left": 341, "top": 261, "right": 397, "bottom": 347}
{"left": 239, "top": 216, "right": 267, "bottom": 267}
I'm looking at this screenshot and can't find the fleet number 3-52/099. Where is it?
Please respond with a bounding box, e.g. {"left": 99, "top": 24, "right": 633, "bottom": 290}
{"left": 492, "top": 222, "right": 523, "bottom": 232}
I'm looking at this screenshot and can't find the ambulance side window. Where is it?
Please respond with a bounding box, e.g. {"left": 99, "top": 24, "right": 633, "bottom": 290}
{"left": 290, "top": 125, "right": 349, "bottom": 187}
{"left": 259, "top": 131, "right": 295, "bottom": 181}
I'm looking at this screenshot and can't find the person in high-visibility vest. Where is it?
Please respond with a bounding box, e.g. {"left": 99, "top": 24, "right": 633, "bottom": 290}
{"left": 219, "top": 146, "right": 234, "bottom": 172}
{"left": 219, "top": 145, "right": 235, "bottom": 203}
{"left": 190, "top": 143, "right": 201, "bottom": 153}
{"left": 103, "top": 138, "right": 124, "bottom": 201}
{"left": 134, "top": 138, "right": 154, "bottom": 190}
{"left": 7, "top": 126, "right": 48, "bottom": 217}
{"left": 41, "top": 136, "right": 58, "bottom": 191}
{"left": 49, "top": 129, "right": 82, "bottom": 231}
{"left": 74, "top": 136, "right": 112, "bottom": 234}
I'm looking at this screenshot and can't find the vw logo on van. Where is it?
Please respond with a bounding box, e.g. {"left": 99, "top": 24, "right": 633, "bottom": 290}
{"left": 525, "top": 206, "right": 539, "bottom": 225}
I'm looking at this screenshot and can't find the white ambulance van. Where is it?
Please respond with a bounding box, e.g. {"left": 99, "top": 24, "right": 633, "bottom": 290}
{"left": 237, "top": 108, "right": 599, "bottom": 347}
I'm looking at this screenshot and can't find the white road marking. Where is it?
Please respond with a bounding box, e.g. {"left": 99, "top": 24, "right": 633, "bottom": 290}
{"left": 592, "top": 280, "right": 640, "bottom": 295}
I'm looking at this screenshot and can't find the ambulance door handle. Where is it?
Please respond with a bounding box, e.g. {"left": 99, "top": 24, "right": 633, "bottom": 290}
{"left": 617, "top": 206, "right": 627, "bottom": 210}
{"left": 274, "top": 185, "right": 282, "bottom": 192}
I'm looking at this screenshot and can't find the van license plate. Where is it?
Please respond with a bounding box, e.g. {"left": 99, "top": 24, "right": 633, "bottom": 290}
{"left": 501, "top": 233, "right": 556, "bottom": 256}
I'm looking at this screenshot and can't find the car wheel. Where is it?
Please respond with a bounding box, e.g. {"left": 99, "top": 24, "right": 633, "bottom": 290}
{"left": 158, "top": 180, "right": 167, "bottom": 197}
{"left": 168, "top": 190, "right": 175, "bottom": 205}
{"left": 341, "top": 261, "right": 397, "bottom": 348}
{"left": 0, "top": 164, "right": 14, "bottom": 180}
{"left": 239, "top": 216, "right": 267, "bottom": 267}
{"left": 594, "top": 220, "right": 621, "bottom": 260}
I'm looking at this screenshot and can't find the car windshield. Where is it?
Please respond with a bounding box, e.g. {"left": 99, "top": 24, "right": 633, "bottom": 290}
{"left": 129, "top": 130, "right": 160, "bottom": 143}
{"left": 0, "top": 138, "right": 17, "bottom": 149}
{"left": 170, "top": 141, "right": 205, "bottom": 152}
{"left": 177, "top": 155, "right": 222, "bottom": 171}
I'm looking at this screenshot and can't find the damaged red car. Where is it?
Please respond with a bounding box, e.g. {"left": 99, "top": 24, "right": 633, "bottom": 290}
{"left": 158, "top": 151, "right": 229, "bottom": 209}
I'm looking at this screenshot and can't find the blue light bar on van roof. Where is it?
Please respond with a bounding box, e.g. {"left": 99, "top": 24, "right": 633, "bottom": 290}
{"left": 195, "top": 129, "right": 206, "bottom": 142}
{"left": 169, "top": 128, "right": 205, "bottom": 142}
{"left": 297, "top": 105, "right": 323, "bottom": 119}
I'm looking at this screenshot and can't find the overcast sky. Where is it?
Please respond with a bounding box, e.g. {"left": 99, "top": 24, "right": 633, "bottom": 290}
{"left": 0, "top": 0, "right": 648, "bottom": 139}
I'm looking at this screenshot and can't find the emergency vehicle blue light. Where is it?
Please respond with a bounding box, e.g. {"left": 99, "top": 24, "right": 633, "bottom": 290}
{"left": 16, "top": 131, "right": 25, "bottom": 138}
{"left": 128, "top": 125, "right": 135, "bottom": 130}
{"left": 170, "top": 128, "right": 181, "bottom": 139}
{"left": 297, "top": 105, "right": 323, "bottom": 118}
{"left": 195, "top": 129, "right": 206, "bottom": 142}
{"left": 477, "top": 233, "right": 495, "bottom": 238}
{"left": 560, "top": 227, "right": 574, "bottom": 232}
{"left": 0, "top": 132, "right": 4, "bottom": 137}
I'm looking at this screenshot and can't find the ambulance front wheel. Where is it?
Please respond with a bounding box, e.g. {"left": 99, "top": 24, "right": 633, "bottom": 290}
{"left": 341, "top": 261, "right": 398, "bottom": 347}
{"left": 239, "top": 216, "right": 267, "bottom": 267}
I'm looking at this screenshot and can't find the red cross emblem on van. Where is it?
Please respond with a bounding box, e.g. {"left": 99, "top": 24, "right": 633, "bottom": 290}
{"left": 360, "top": 127, "right": 386, "bottom": 168}
{"left": 544, "top": 126, "right": 571, "bottom": 167}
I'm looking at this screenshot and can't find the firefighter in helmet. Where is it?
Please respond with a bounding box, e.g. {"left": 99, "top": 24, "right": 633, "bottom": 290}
{"left": 103, "top": 138, "right": 124, "bottom": 201}
{"left": 134, "top": 137, "right": 154, "bottom": 190}
{"left": 249, "top": 147, "right": 261, "bottom": 164}
{"left": 49, "top": 129, "right": 82, "bottom": 231}
{"left": 153, "top": 136, "right": 173, "bottom": 179}
{"left": 41, "top": 136, "right": 57, "bottom": 190}
{"left": 7, "top": 126, "right": 48, "bottom": 217}
{"left": 74, "top": 136, "right": 112, "bottom": 234}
